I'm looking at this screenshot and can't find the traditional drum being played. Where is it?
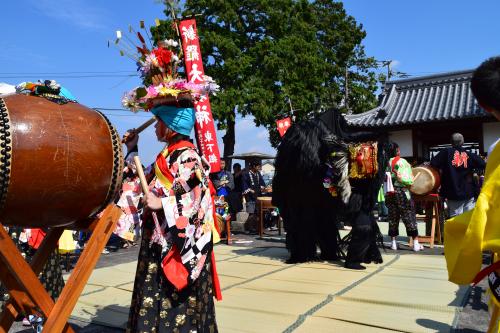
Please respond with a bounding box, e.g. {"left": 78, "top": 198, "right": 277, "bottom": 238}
{"left": 410, "top": 165, "right": 440, "bottom": 195}
{"left": 0, "top": 94, "right": 123, "bottom": 227}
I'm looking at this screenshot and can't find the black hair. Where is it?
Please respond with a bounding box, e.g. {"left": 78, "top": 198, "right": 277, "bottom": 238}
{"left": 471, "top": 56, "right": 500, "bottom": 112}
{"left": 388, "top": 142, "right": 399, "bottom": 158}
{"left": 171, "top": 133, "right": 190, "bottom": 142}
{"left": 233, "top": 163, "right": 241, "bottom": 169}
{"left": 249, "top": 160, "right": 261, "bottom": 168}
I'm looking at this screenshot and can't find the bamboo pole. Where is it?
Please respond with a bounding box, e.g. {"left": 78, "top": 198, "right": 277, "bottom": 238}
{"left": 133, "top": 156, "right": 149, "bottom": 194}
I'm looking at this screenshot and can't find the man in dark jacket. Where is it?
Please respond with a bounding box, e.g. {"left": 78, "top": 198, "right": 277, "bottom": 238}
{"left": 431, "top": 133, "right": 486, "bottom": 217}
{"left": 242, "top": 160, "right": 266, "bottom": 215}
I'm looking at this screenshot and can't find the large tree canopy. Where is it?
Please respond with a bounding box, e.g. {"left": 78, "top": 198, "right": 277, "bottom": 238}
{"left": 155, "top": 0, "right": 378, "bottom": 153}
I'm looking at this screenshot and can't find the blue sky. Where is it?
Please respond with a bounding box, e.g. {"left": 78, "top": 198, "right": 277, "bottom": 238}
{"left": 1, "top": 0, "right": 499, "bottom": 164}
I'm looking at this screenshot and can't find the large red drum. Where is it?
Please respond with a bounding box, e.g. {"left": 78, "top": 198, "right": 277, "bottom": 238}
{"left": 410, "top": 165, "right": 441, "bottom": 196}
{"left": 0, "top": 94, "right": 123, "bottom": 227}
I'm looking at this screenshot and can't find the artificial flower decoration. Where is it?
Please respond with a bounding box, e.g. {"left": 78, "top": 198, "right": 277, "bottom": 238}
{"left": 111, "top": 24, "right": 219, "bottom": 112}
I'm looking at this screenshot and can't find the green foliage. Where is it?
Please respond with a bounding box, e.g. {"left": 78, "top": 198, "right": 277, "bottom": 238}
{"left": 155, "top": 0, "right": 379, "bottom": 150}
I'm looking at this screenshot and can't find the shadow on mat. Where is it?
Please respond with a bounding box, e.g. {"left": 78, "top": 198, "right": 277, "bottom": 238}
{"left": 71, "top": 303, "right": 128, "bottom": 332}
{"left": 416, "top": 318, "right": 451, "bottom": 332}
{"left": 229, "top": 246, "right": 345, "bottom": 268}
{"left": 448, "top": 285, "right": 474, "bottom": 308}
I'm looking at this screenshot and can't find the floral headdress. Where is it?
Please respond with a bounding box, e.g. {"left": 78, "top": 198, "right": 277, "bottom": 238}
{"left": 112, "top": 23, "right": 219, "bottom": 112}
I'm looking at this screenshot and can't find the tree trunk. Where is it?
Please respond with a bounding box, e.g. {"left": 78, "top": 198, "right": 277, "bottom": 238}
{"left": 222, "top": 113, "right": 236, "bottom": 169}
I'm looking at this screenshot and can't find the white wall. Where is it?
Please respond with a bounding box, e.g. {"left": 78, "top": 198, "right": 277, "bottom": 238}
{"left": 389, "top": 130, "right": 413, "bottom": 157}
{"left": 483, "top": 122, "right": 500, "bottom": 152}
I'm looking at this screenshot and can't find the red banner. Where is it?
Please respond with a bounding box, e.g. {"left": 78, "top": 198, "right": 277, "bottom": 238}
{"left": 179, "top": 19, "right": 221, "bottom": 173}
{"left": 276, "top": 117, "right": 292, "bottom": 137}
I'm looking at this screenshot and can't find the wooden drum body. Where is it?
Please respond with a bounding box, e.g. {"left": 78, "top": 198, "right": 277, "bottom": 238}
{"left": 0, "top": 94, "right": 123, "bottom": 227}
{"left": 410, "top": 165, "right": 440, "bottom": 196}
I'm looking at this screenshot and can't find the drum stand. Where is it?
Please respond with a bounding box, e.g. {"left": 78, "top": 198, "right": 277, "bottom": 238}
{"left": 0, "top": 204, "right": 122, "bottom": 333}
{"left": 412, "top": 194, "right": 443, "bottom": 248}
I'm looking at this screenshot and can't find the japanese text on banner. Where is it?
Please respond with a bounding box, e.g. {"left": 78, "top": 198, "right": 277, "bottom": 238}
{"left": 179, "top": 19, "right": 221, "bottom": 172}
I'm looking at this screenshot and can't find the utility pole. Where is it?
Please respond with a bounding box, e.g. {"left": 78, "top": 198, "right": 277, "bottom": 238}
{"left": 385, "top": 60, "right": 393, "bottom": 81}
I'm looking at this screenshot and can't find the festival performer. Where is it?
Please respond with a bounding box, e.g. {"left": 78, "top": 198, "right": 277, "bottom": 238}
{"left": 273, "top": 111, "right": 386, "bottom": 267}
{"left": 114, "top": 133, "right": 143, "bottom": 247}
{"left": 114, "top": 24, "right": 221, "bottom": 332}
{"left": 385, "top": 143, "right": 422, "bottom": 252}
{"left": 444, "top": 56, "right": 500, "bottom": 332}
{"left": 430, "top": 133, "right": 485, "bottom": 217}
{"left": 126, "top": 108, "right": 220, "bottom": 332}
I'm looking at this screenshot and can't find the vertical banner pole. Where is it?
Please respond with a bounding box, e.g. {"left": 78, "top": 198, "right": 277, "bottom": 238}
{"left": 179, "top": 19, "right": 221, "bottom": 173}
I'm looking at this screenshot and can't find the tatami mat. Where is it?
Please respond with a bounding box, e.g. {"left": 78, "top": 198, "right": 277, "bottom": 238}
{"left": 69, "top": 245, "right": 466, "bottom": 332}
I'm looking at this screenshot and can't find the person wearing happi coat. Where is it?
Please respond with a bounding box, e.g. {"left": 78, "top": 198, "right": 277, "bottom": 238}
{"left": 126, "top": 105, "right": 221, "bottom": 333}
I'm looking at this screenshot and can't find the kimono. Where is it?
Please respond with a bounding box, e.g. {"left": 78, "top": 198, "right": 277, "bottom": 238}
{"left": 115, "top": 152, "right": 143, "bottom": 242}
{"left": 127, "top": 140, "right": 220, "bottom": 333}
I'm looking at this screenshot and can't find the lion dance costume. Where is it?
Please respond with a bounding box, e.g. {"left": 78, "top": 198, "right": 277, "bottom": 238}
{"left": 272, "top": 108, "right": 390, "bottom": 268}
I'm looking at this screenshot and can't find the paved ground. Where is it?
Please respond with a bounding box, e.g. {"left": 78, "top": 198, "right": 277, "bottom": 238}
{"left": 9, "top": 223, "right": 491, "bottom": 332}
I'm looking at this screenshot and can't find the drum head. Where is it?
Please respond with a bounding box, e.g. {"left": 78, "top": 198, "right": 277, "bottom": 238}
{"left": 410, "top": 166, "right": 439, "bottom": 195}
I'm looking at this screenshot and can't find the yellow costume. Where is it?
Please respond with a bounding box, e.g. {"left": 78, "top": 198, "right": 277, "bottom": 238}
{"left": 444, "top": 143, "right": 500, "bottom": 331}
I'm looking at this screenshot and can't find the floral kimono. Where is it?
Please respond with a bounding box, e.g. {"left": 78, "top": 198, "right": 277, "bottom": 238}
{"left": 127, "top": 140, "right": 220, "bottom": 333}
{"left": 115, "top": 152, "right": 143, "bottom": 242}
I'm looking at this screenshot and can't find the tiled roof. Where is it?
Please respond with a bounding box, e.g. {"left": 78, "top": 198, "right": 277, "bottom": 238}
{"left": 345, "top": 69, "right": 492, "bottom": 128}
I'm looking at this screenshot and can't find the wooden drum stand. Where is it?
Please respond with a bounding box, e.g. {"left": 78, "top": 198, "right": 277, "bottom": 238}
{"left": 0, "top": 204, "right": 122, "bottom": 333}
{"left": 412, "top": 193, "right": 443, "bottom": 248}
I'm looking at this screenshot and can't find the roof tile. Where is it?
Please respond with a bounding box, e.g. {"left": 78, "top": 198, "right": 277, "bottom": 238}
{"left": 345, "top": 70, "right": 491, "bottom": 127}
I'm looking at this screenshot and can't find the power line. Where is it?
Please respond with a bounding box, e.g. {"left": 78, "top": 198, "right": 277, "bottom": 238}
{"left": 101, "top": 113, "right": 151, "bottom": 118}
{"left": 0, "top": 74, "right": 137, "bottom": 79}
{"left": 0, "top": 70, "right": 136, "bottom": 75}
{"left": 93, "top": 107, "right": 131, "bottom": 111}
{"left": 93, "top": 107, "right": 152, "bottom": 118}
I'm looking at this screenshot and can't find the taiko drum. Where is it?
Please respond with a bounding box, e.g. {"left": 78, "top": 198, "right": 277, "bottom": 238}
{"left": 410, "top": 165, "right": 441, "bottom": 196}
{"left": 0, "top": 94, "right": 123, "bottom": 227}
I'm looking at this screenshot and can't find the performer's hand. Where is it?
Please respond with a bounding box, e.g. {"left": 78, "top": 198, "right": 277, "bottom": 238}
{"left": 123, "top": 129, "right": 139, "bottom": 150}
{"left": 144, "top": 192, "right": 162, "bottom": 211}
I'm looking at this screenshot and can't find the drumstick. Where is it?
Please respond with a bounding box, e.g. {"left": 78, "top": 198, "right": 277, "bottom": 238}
{"left": 133, "top": 156, "right": 149, "bottom": 194}
{"left": 413, "top": 172, "right": 421, "bottom": 182}
{"left": 122, "top": 116, "right": 157, "bottom": 143}
{"left": 134, "top": 155, "right": 162, "bottom": 227}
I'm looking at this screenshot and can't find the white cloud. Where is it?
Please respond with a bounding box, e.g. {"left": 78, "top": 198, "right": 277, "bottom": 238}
{"left": 29, "top": 0, "right": 107, "bottom": 30}
{"left": 391, "top": 60, "right": 401, "bottom": 68}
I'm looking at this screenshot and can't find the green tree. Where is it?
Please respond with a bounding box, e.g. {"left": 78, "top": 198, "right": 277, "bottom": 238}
{"left": 155, "top": 0, "right": 378, "bottom": 152}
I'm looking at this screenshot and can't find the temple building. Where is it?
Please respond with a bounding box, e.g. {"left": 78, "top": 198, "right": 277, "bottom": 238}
{"left": 345, "top": 70, "right": 499, "bottom": 161}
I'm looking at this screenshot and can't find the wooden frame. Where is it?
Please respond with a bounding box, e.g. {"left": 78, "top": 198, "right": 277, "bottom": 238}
{"left": 0, "top": 204, "right": 122, "bottom": 333}
{"left": 412, "top": 194, "right": 442, "bottom": 248}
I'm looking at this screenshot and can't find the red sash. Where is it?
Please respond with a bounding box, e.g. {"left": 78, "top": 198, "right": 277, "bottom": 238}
{"left": 472, "top": 261, "right": 500, "bottom": 286}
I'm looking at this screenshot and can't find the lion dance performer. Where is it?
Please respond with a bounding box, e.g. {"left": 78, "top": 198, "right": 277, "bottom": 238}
{"left": 273, "top": 108, "right": 388, "bottom": 269}
{"left": 444, "top": 57, "right": 500, "bottom": 332}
